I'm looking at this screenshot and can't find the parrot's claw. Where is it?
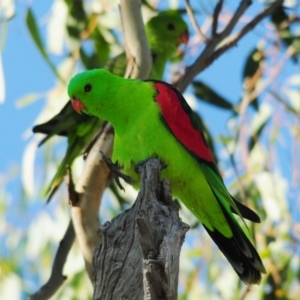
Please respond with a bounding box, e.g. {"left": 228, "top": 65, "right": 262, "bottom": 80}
{"left": 101, "top": 151, "right": 133, "bottom": 191}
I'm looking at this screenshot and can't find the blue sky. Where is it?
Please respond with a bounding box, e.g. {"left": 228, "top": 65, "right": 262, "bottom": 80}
{"left": 1, "top": 1, "right": 54, "bottom": 186}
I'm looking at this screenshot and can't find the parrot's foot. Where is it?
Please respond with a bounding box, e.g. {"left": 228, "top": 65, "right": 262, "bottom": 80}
{"left": 101, "top": 151, "right": 133, "bottom": 191}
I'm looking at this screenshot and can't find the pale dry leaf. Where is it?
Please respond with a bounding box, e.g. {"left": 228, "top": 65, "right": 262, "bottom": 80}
{"left": 0, "top": 0, "right": 15, "bottom": 19}
{"left": 250, "top": 102, "right": 272, "bottom": 135}
{"left": 254, "top": 171, "right": 288, "bottom": 222}
{"left": 47, "top": 0, "right": 68, "bottom": 55}
{"left": 0, "top": 273, "right": 22, "bottom": 300}
{"left": 21, "top": 138, "right": 39, "bottom": 198}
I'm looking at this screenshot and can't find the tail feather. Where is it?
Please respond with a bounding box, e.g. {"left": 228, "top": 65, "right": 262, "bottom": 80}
{"left": 231, "top": 198, "right": 261, "bottom": 223}
{"left": 204, "top": 202, "right": 266, "bottom": 284}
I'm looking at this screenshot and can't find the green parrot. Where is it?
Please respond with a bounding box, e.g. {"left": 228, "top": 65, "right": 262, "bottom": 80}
{"left": 33, "top": 11, "right": 189, "bottom": 199}
{"left": 68, "top": 69, "right": 266, "bottom": 284}
{"left": 104, "top": 10, "right": 189, "bottom": 79}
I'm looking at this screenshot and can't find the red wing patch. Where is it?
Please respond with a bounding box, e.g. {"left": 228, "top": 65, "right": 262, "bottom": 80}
{"left": 154, "top": 82, "right": 214, "bottom": 163}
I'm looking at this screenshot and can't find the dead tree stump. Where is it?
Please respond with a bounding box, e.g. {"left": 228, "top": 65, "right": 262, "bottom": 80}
{"left": 92, "top": 158, "right": 189, "bottom": 300}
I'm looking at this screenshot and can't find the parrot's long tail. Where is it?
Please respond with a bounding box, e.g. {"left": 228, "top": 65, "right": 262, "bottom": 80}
{"left": 204, "top": 203, "right": 266, "bottom": 285}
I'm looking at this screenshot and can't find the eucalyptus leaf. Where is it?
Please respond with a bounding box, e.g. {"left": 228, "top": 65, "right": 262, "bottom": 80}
{"left": 271, "top": 5, "right": 300, "bottom": 63}
{"left": 192, "top": 81, "right": 234, "bottom": 111}
{"left": 26, "top": 8, "right": 64, "bottom": 82}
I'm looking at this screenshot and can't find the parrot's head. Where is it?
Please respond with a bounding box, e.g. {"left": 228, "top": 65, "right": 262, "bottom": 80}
{"left": 145, "top": 10, "right": 189, "bottom": 54}
{"left": 68, "top": 69, "right": 113, "bottom": 116}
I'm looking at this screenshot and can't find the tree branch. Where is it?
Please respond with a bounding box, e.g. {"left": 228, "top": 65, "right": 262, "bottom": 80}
{"left": 121, "top": 0, "right": 152, "bottom": 79}
{"left": 29, "top": 220, "right": 75, "bottom": 300}
{"left": 175, "top": 0, "right": 253, "bottom": 92}
{"left": 92, "top": 159, "right": 189, "bottom": 300}
{"left": 185, "top": 0, "right": 207, "bottom": 42}
{"left": 175, "top": 0, "right": 284, "bottom": 93}
{"left": 71, "top": 122, "right": 114, "bottom": 279}
{"left": 212, "top": 0, "right": 284, "bottom": 63}
{"left": 212, "top": 0, "right": 223, "bottom": 36}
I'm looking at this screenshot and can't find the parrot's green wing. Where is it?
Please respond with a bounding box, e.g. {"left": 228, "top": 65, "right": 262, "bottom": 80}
{"left": 33, "top": 103, "right": 91, "bottom": 145}
{"left": 33, "top": 105, "right": 101, "bottom": 199}
{"left": 151, "top": 80, "right": 265, "bottom": 283}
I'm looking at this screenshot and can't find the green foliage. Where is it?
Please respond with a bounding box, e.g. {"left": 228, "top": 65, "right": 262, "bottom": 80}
{"left": 26, "top": 8, "right": 64, "bottom": 82}
{"left": 271, "top": 5, "right": 300, "bottom": 63}
{"left": 193, "top": 80, "right": 234, "bottom": 110}
{"left": 241, "top": 47, "right": 264, "bottom": 110}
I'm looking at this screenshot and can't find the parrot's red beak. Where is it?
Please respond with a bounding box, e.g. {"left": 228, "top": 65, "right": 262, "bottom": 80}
{"left": 71, "top": 98, "right": 87, "bottom": 114}
{"left": 177, "top": 30, "right": 189, "bottom": 46}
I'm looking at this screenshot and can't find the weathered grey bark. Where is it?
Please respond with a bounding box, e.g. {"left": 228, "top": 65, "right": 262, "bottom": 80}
{"left": 92, "top": 159, "right": 189, "bottom": 300}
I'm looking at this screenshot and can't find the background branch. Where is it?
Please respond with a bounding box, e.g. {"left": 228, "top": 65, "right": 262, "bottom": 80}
{"left": 175, "top": 0, "right": 283, "bottom": 92}
{"left": 29, "top": 220, "right": 75, "bottom": 300}
{"left": 212, "top": 0, "right": 284, "bottom": 62}
{"left": 185, "top": 0, "right": 207, "bottom": 42}
{"left": 212, "top": 0, "right": 223, "bottom": 36}
{"left": 121, "top": 0, "right": 152, "bottom": 79}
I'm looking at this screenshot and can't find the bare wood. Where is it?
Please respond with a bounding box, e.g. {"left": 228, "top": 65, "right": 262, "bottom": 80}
{"left": 211, "top": 0, "right": 284, "bottom": 65}
{"left": 92, "top": 159, "right": 189, "bottom": 300}
{"left": 120, "top": 0, "right": 152, "bottom": 79}
{"left": 212, "top": 0, "right": 223, "bottom": 36}
{"left": 185, "top": 0, "right": 207, "bottom": 42}
{"left": 29, "top": 220, "right": 75, "bottom": 300}
{"left": 176, "top": 0, "right": 252, "bottom": 92}
{"left": 71, "top": 122, "right": 114, "bottom": 279}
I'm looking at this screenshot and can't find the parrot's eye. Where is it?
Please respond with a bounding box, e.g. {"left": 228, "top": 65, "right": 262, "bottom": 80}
{"left": 84, "top": 84, "right": 92, "bottom": 92}
{"left": 167, "top": 23, "right": 175, "bottom": 31}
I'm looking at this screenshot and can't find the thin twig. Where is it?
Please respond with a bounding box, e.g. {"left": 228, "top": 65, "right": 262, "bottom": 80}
{"left": 175, "top": 0, "right": 285, "bottom": 93}
{"left": 221, "top": 0, "right": 252, "bottom": 39}
{"left": 240, "top": 285, "right": 252, "bottom": 300}
{"left": 175, "top": 0, "right": 253, "bottom": 92}
{"left": 185, "top": 0, "right": 208, "bottom": 42}
{"left": 67, "top": 166, "right": 80, "bottom": 206}
{"left": 212, "top": 0, "right": 223, "bottom": 36}
{"left": 238, "top": 45, "right": 293, "bottom": 127}
{"left": 29, "top": 220, "right": 75, "bottom": 300}
{"left": 212, "top": 0, "right": 284, "bottom": 63}
{"left": 220, "top": 136, "right": 248, "bottom": 204}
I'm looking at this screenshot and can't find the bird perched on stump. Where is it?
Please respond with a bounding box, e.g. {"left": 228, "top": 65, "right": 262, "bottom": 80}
{"left": 68, "top": 68, "right": 266, "bottom": 284}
